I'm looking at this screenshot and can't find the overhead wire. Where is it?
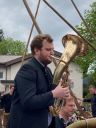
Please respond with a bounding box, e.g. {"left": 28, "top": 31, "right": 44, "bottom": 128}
{"left": 22, "top": 0, "right": 96, "bottom": 66}
{"left": 70, "top": 0, "right": 96, "bottom": 42}
{"left": 22, "top": 0, "right": 42, "bottom": 65}
{"left": 42, "top": 0, "right": 96, "bottom": 51}
{"left": 22, "top": 0, "right": 57, "bottom": 66}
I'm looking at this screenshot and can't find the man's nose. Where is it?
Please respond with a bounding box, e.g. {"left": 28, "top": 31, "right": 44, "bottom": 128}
{"left": 72, "top": 106, "right": 76, "bottom": 110}
{"left": 51, "top": 50, "right": 54, "bottom": 55}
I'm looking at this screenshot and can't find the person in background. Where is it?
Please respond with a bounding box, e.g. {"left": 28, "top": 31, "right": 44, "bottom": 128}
{"left": 1, "top": 85, "right": 14, "bottom": 128}
{"left": 83, "top": 85, "right": 96, "bottom": 117}
{"left": 8, "top": 34, "right": 70, "bottom": 128}
{"left": 55, "top": 96, "right": 77, "bottom": 128}
{"left": 0, "top": 92, "right": 4, "bottom": 127}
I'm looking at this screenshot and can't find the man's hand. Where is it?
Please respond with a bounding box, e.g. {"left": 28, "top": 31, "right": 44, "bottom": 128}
{"left": 52, "top": 85, "right": 70, "bottom": 98}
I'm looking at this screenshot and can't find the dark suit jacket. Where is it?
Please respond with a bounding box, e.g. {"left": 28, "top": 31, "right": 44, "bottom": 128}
{"left": 8, "top": 57, "right": 55, "bottom": 128}
{"left": 55, "top": 116, "right": 65, "bottom": 128}
{"left": 1, "top": 93, "right": 12, "bottom": 113}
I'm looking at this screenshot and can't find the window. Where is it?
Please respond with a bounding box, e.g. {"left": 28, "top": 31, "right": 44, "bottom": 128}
{"left": 0, "top": 72, "right": 3, "bottom": 79}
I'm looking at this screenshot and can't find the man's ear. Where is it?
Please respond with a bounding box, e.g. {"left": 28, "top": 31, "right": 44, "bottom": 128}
{"left": 34, "top": 48, "right": 40, "bottom": 55}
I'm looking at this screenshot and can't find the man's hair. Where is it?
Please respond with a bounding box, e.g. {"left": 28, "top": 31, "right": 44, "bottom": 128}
{"left": 89, "top": 85, "right": 95, "bottom": 89}
{"left": 30, "top": 34, "right": 53, "bottom": 55}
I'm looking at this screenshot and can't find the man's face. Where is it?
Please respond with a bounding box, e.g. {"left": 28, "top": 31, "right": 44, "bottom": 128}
{"left": 10, "top": 86, "right": 14, "bottom": 95}
{"left": 36, "top": 39, "right": 54, "bottom": 65}
{"left": 63, "top": 101, "right": 76, "bottom": 117}
{"left": 89, "top": 87, "right": 95, "bottom": 94}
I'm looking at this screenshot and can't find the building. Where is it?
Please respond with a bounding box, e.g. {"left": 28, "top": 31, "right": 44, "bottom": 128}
{"left": 0, "top": 51, "right": 83, "bottom": 98}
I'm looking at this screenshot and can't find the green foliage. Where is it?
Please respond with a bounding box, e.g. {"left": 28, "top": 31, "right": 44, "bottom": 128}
{"left": 0, "top": 38, "right": 26, "bottom": 55}
{"left": 89, "top": 72, "right": 96, "bottom": 85}
{"left": 76, "top": 1, "right": 96, "bottom": 43}
{"left": 74, "top": 1, "right": 96, "bottom": 97}
{"left": 83, "top": 87, "right": 89, "bottom": 98}
{"left": 75, "top": 1, "right": 96, "bottom": 77}
{"left": 0, "top": 29, "right": 4, "bottom": 41}
{"left": 74, "top": 46, "right": 95, "bottom": 77}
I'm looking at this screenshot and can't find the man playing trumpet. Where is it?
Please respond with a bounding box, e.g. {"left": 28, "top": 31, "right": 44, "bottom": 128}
{"left": 8, "top": 34, "right": 70, "bottom": 128}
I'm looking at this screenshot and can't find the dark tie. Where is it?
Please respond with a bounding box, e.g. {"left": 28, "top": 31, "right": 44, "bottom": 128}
{"left": 44, "top": 67, "right": 52, "bottom": 90}
{"left": 60, "top": 118, "right": 64, "bottom": 123}
{"left": 60, "top": 118, "right": 67, "bottom": 128}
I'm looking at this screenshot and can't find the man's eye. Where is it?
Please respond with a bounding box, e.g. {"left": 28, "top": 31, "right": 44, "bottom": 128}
{"left": 46, "top": 48, "right": 53, "bottom": 51}
{"left": 47, "top": 49, "right": 51, "bottom": 51}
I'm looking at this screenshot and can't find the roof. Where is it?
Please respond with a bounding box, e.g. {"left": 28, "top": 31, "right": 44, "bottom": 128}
{"left": 0, "top": 55, "right": 21, "bottom": 63}
{"left": 0, "top": 50, "right": 61, "bottom": 67}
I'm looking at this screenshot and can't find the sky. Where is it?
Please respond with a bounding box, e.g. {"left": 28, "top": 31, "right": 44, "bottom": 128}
{"left": 0, "top": 0, "right": 95, "bottom": 53}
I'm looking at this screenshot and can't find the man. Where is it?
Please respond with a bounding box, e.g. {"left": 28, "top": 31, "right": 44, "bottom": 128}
{"left": 0, "top": 92, "right": 4, "bottom": 127}
{"left": 8, "top": 34, "right": 70, "bottom": 128}
{"left": 83, "top": 85, "right": 96, "bottom": 117}
{"left": 1, "top": 85, "right": 14, "bottom": 113}
{"left": 1, "top": 85, "right": 14, "bottom": 128}
{"left": 55, "top": 96, "right": 77, "bottom": 128}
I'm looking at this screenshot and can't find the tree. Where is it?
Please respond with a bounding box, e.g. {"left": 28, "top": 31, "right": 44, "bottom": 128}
{"left": 74, "top": 1, "right": 96, "bottom": 97}
{"left": 0, "top": 29, "right": 4, "bottom": 41}
{"left": 75, "top": 1, "right": 96, "bottom": 77}
{"left": 0, "top": 38, "right": 26, "bottom": 55}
